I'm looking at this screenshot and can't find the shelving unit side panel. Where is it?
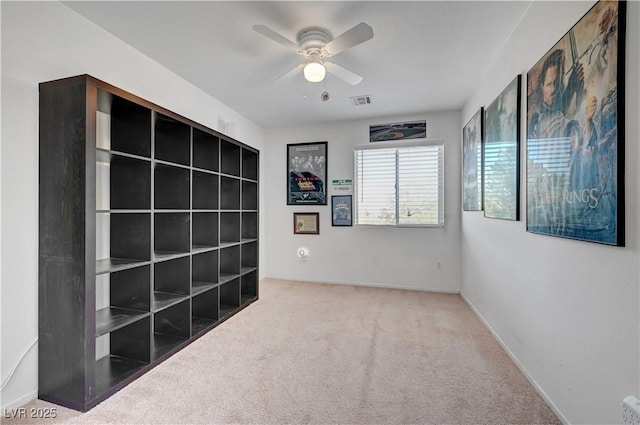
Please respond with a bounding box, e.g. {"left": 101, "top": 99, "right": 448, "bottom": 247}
{"left": 39, "top": 77, "right": 96, "bottom": 408}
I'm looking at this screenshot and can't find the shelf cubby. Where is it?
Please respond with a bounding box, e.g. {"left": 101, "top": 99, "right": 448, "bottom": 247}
{"left": 153, "top": 257, "right": 190, "bottom": 312}
{"left": 154, "top": 164, "right": 190, "bottom": 210}
{"left": 220, "top": 176, "right": 240, "bottom": 210}
{"left": 242, "top": 148, "right": 258, "bottom": 181}
{"left": 220, "top": 139, "right": 240, "bottom": 177}
{"left": 97, "top": 213, "right": 151, "bottom": 274}
{"left": 192, "top": 251, "right": 218, "bottom": 295}
{"left": 242, "top": 180, "right": 258, "bottom": 211}
{"left": 97, "top": 90, "right": 152, "bottom": 158}
{"left": 220, "top": 213, "right": 240, "bottom": 245}
{"left": 219, "top": 278, "right": 240, "bottom": 318}
{"left": 220, "top": 245, "right": 240, "bottom": 284}
{"left": 154, "top": 212, "right": 190, "bottom": 258}
{"left": 241, "top": 271, "right": 258, "bottom": 305}
{"left": 193, "top": 171, "right": 219, "bottom": 210}
{"left": 242, "top": 212, "right": 258, "bottom": 241}
{"left": 241, "top": 242, "right": 257, "bottom": 274}
{"left": 109, "top": 265, "right": 151, "bottom": 312}
{"left": 94, "top": 316, "right": 151, "bottom": 398}
{"left": 155, "top": 113, "right": 191, "bottom": 166}
{"left": 109, "top": 154, "right": 151, "bottom": 210}
{"left": 192, "top": 212, "right": 218, "bottom": 251}
{"left": 152, "top": 300, "right": 190, "bottom": 360}
{"left": 193, "top": 128, "right": 219, "bottom": 172}
{"left": 112, "top": 213, "right": 152, "bottom": 260}
{"left": 191, "top": 288, "right": 219, "bottom": 336}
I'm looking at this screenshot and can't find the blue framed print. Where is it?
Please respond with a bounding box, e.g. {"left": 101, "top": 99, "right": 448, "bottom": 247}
{"left": 331, "top": 195, "right": 352, "bottom": 226}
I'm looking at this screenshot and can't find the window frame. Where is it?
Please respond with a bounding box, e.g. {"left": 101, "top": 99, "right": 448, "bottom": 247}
{"left": 353, "top": 139, "right": 445, "bottom": 229}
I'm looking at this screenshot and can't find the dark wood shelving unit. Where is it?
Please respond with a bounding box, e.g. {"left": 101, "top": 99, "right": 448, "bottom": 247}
{"left": 39, "top": 74, "right": 259, "bottom": 412}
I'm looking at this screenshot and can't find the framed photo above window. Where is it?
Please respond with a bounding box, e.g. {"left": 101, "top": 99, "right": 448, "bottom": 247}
{"left": 354, "top": 140, "right": 444, "bottom": 227}
{"left": 287, "top": 142, "right": 327, "bottom": 205}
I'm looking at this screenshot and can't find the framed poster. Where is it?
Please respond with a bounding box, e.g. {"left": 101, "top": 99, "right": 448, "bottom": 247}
{"left": 526, "top": 0, "right": 625, "bottom": 246}
{"left": 463, "top": 107, "right": 483, "bottom": 211}
{"left": 294, "top": 212, "right": 320, "bottom": 235}
{"left": 331, "top": 195, "right": 353, "bottom": 226}
{"left": 287, "top": 142, "right": 327, "bottom": 205}
{"left": 484, "top": 75, "right": 521, "bottom": 220}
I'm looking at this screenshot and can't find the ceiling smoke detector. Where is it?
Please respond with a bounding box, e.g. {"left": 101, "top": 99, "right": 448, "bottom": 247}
{"left": 350, "top": 95, "right": 372, "bottom": 106}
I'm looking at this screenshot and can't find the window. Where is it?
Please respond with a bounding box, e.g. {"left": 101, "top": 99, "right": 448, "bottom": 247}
{"left": 354, "top": 141, "right": 444, "bottom": 227}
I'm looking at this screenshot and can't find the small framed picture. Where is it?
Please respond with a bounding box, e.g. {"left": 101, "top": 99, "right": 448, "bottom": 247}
{"left": 331, "top": 195, "right": 352, "bottom": 226}
{"left": 293, "top": 212, "right": 320, "bottom": 235}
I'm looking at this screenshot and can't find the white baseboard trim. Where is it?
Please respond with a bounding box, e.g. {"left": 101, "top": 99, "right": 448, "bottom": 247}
{"left": 262, "top": 276, "right": 460, "bottom": 295}
{"left": 1, "top": 390, "right": 38, "bottom": 412}
{"left": 460, "top": 292, "right": 569, "bottom": 425}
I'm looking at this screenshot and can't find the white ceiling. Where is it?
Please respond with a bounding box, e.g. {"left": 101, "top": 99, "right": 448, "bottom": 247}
{"left": 64, "top": 1, "right": 532, "bottom": 130}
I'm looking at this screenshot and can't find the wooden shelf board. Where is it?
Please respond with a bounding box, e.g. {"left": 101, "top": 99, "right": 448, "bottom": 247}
{"left": 95, "top": 307, "right": 149, "bottom": 337}
{"left": 94, "top": 355, "right": 148, "bottom": 399}
{"left": 191, "top": 244, "right": 218, "bottom": 254}
{"left": 153, "top": 251, "right": 190, "bottom": 262}
{"left": 240, "top": 266, "right": 257, "bottom": 275}
{"left": 152, "top": 333, "right": 188, "bottom": 361}
{"left": 219, "top": 273, "right": 240, "bottom": 284}
{"left": 241, "top": 295, "right": 257, "bottom": 306}
{"left": 191, "top": 281, "right": 218, "bottom": 296}
{"left": 192, "top": 317, "right": 217, "bottom": 336}
{"left": 152, "top": 292, "right": 189, "bottom": 313}
{"left": 96, "top": 258, "right": 149, "bottom": 275}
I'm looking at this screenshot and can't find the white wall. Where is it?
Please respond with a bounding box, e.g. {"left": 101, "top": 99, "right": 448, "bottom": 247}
{"left": 0, "top": 1, "right": 265, "bottom": 410}
{"left": 264, "top": 111, "right": 462, "bottom": 293}
{"left": 461, "top": 1, "right": 640, "bottom": 423}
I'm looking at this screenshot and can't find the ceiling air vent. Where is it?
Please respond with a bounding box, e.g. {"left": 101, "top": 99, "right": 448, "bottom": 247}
{"left": 350, "top": 95, "right": 372, "bottom": 106}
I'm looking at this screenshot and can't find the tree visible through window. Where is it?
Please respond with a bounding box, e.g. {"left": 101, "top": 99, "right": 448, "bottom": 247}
{"left": 354, "top": 142, "right": 444, "bottom": 227}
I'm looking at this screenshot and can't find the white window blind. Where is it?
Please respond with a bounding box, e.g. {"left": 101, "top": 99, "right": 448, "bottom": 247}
{"left": 354, "top": 141, "right": 444, "bottom": 227}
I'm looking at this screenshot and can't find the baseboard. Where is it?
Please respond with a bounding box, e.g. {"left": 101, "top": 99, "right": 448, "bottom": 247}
{"left": 1, "top": 390, "right": 38, "bottom": 412}
{"left": 262, "top": 276, "right": 460, "bottom": 294}
{"left": 459, "top": 292, "right": 569, "bottom": 425}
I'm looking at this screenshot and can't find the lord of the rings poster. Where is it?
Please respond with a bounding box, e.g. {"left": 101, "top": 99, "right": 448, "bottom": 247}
{"left": 526, "top": 0, "right": 625, "bottom": 245}
{"left": 287, "top": 142, "right": 327, "bottom": 205}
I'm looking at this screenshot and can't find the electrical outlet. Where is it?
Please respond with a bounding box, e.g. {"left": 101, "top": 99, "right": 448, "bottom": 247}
{"left": 435, "top": 260, "right": 443, "bottom": 270}
{"left": 623, "top": 396, "right": 640, "bottom": 424}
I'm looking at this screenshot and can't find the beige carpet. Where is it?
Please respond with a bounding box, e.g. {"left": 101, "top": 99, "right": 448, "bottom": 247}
{"left": 4, "top": 279, "right": 560, "bottom": 424}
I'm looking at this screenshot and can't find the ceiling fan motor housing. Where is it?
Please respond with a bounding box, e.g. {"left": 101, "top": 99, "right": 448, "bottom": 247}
{"left": 297, "top": 27, "right": 332, "bottom": 58}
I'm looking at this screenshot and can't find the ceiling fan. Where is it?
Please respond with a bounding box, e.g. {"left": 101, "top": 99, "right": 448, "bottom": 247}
{"left": 252, "top": 22, "right": 374, "bottom": 85}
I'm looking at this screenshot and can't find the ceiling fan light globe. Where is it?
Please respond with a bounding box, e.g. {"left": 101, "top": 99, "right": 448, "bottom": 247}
{"left": 303, "top": 62, "right": 326, "bottom": 83}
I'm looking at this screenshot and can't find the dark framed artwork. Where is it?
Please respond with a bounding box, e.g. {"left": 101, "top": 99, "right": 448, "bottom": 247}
{"left": 331, "top": 195, "right": 353, "bottom": 226}
{"left": 287, "top": 142, "right": 327, "bottom": 205}
{"left": 526, "top": 0, "right": 625, "bottom": 246}
{"left": 462, "top": 108, "right": 484, "bottom": 211}
{"left": 484, "top": 75, "right": 521, "bottom": 220}
{"left": 293, "top": 212, "right": 320, "bottom": 235}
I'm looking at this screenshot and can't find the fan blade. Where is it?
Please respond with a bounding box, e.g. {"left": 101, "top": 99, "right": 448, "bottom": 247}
{"left": 271, "top": 63, "right": 305, "bottom": 84}
{"left": 323, "top": 23, "right": 373, "bottom": 56}
{"left": 253, "top": 25, "right": 300, "bottom": 51}
{"left": 324, "top": 62, "right": 363, "bottom": 85}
